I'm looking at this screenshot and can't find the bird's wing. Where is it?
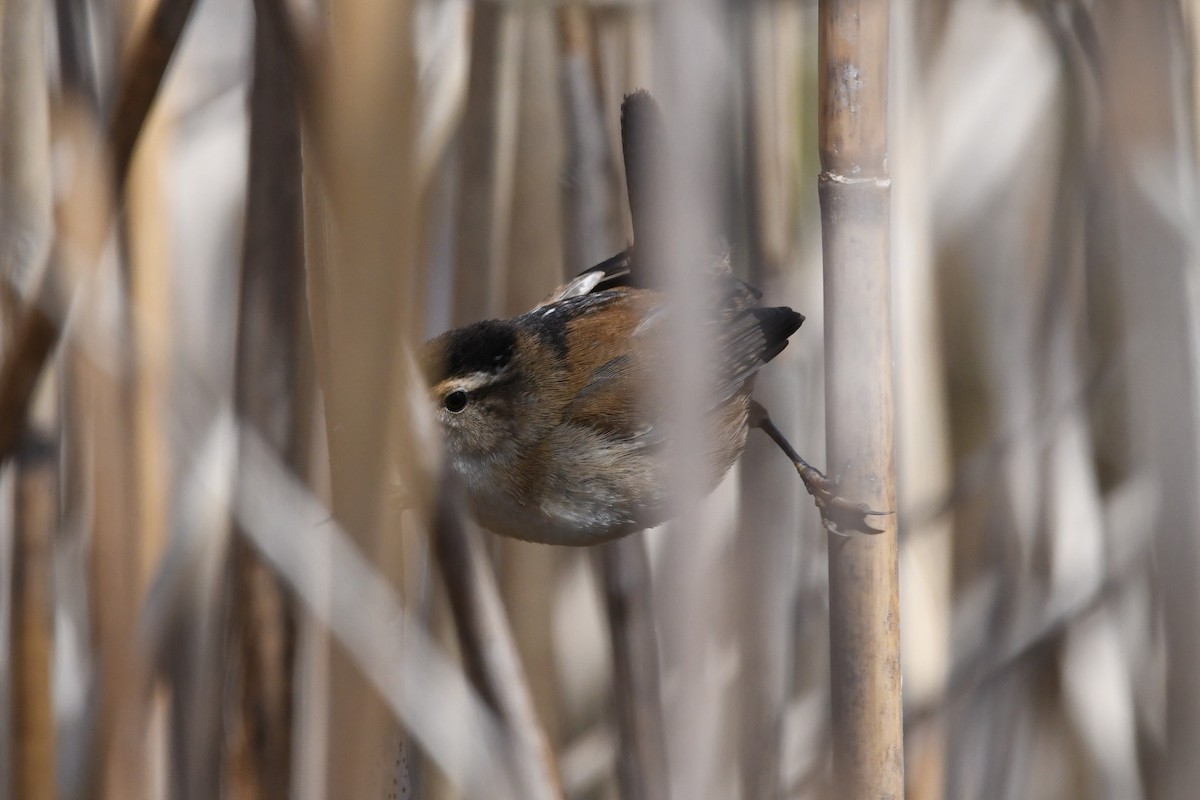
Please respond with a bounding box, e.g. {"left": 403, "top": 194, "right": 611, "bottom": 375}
{"left": 558, "top": 288, "right": 803, "bottom": 438}
{"left": 558, "top": 290, "right": 662, "bottom": 444}
{"left": 613, "top": 278, "right": 803, "bottom": 405}
{"left": 562, "top": 353, "right": 660, "bottom": 445}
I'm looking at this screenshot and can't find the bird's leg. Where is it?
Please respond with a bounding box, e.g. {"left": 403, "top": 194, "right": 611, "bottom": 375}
{"left": 748, "top": 399, "right": 888, "bottom": 535}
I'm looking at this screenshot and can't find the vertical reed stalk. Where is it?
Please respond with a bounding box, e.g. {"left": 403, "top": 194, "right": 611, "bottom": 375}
{"left": 227, "top": 1, "right": 306, "bottom": 795}
{"left": 11, "top": 423, "right": 57, "bottom": 800}
{"left": 453, "top": 0, "right": 523, "bottom": 324}
{"left": 6, "top": 17, "right": 68, "bottom": 800}
{"left": 303, "top": 0, "right": 424, "bottom": 791}
{"left": 595, "top": 539, "right": 669, "bottom": 800}
{"left": 817, "top": 0, "right": 904, "bottom": 796}
{"left": 1094, "top": 5, "right": 1200, "bottom": 798}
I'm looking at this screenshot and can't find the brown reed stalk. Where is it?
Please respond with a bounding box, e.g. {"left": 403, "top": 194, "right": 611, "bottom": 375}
{"left": 226, "top": 2, "right": 307, "bottom": 796}
{"left": 1, "top": 15, "right": 60, "bottom": 776}
{"left": 11, "top": 437, "right": 57, "bottom": 800}
{"left": 817, "top": 0, "right": 904, "bottom": 796}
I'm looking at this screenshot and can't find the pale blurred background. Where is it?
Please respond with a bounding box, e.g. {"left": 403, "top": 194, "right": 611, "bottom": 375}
{"left": 1, "top": 0, "right": 1198, "bottom": 798}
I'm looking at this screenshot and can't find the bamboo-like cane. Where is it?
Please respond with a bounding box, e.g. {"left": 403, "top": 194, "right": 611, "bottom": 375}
{"left": 817, "top": 0, "right": 904, "bottom": 797}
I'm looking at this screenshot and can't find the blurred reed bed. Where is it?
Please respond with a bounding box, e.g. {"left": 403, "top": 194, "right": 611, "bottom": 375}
{"left": 2, "top": 0, "right": 1200, "bottom": 798}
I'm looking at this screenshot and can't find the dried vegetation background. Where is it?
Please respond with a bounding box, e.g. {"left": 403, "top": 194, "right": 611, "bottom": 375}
{"left": 1, "top": 0, "right": 1199, "bottom": 798}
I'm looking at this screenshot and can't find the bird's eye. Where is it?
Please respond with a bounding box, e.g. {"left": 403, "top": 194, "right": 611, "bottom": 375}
{"left": 443, "top": 390, "right": 468, "bottom": 413}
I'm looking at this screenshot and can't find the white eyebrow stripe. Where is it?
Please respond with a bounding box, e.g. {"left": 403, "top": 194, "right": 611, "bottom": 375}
{"left": 436, "top": 367, "right": 512, "bottom": 394}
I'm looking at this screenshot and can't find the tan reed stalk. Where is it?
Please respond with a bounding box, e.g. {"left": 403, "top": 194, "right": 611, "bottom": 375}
{"left": 817, "top": 0, "right": 904, "bottom": 796}
{"left": 299, "top": 0, "right": 433, "bottom": 792}
{"left": 54, "top": 102, "right": 147, "bottom": 800}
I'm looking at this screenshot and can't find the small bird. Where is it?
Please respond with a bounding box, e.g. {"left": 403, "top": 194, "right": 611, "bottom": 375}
{"left": 421, "top": 91, "right": 879, "bottom": 544}
{"left": 421, "top": 250, "right": 805, "bottom": 544}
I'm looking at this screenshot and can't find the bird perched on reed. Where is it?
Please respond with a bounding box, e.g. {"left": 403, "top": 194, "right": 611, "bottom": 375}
{"left": 420, "top": 91, "right": 879, "bottom": 544}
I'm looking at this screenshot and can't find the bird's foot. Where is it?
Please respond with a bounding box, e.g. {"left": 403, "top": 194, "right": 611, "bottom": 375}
{"left": 749, "top": 400, "right": 889, "bottom": 535}
{"left": 794, "top": 461, "right": 889, "bottom": 536}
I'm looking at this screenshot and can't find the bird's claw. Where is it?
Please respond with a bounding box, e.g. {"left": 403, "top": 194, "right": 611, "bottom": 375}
{"left": 795, "top": 463, "right": 889, "bottom": 536}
